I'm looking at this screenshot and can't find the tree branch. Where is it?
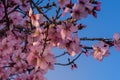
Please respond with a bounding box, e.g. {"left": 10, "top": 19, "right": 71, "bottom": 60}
{"left": 54, "top": 52, "right": 68, "bottom": 58}
{"left": 80, "top": 37, "right": 112, "bottom": 41}
{"left": 0, "top": 0, "right": 10, "bottom": 36}
{"left": 55, "top": 52, "right": 82, "bottom": 66}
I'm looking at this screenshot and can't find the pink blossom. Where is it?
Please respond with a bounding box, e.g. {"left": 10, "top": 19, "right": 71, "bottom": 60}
{"left": 28, "top": 70, "right": 47, "bottom": 80}
{"left": 85, "top": 2, "right": 94, "bottom": 11}
{"left": 0, "top": 53, "right": 10, "bottom": 67}
{"left": 9, "top": 12, "right": 23, "bottom": 25}
{"left": 12, "top": 50, "right": 27, "bottom": 63}
{"left": 65, "top": 34, "right": 82, "bottom": 56}
{"left": 13, "top": 61, "right": 27, "bottom": 73}
{"left": 29, "top": 8, "right": 40, "bottom": 27}
{"left": 58, "top": 0, "right": 69, "bottom": 8}
{"left": 27, "top": 46, "right": 40, "bottom": 66}
{"left": 19, "top": 0, "right": 30, "bottom": 12}
{"left": 62, "top": 7, "right": 71, "bottom": 17}
{"left": 78, "top": 0, "right": 89, "bottom": 3}
{"left": 1, "top": 37, "right": 14, "bottom": 54}
{"left": 32, "top": 71, "right": 47, "bottom": 80}
{"left": 8, "top": 0, "right": 20, "bottom": 5}
{"left": 72, "top": 0, "right": 94, "bottom": 20}
{"left": 58, "top": 22, "right": 78, "bottom": 40}
{"left": 47, "top": 27, "right": 62, "bottom": 47}
{"left": 95, "top": 2, "right": 101, "bottom": 11}
{"left": 35, "top": 52, "right": 56, "bottom": 71}
{"left": 27, "top": 45, "right": 56, "bottom": 71}
{"left": 11, "top": 0, "right": 21, "bottom": 4}
{"left": 71, "top": 4, "right": 87, "bottom": 20}
{"left": 14, "top": 70, "right": 46, "bottom": 80}
{"left": 14, "top": 73, "right": 28, "bottom": 80}
{"left": 32, "top": 27, "right": 42, "bottom": 37}
{"left": 113, "top": 33, "right": 120, "bottom": 50}
{"left": 0, "top": 68, "right": 10, "bottom": 80}
{"left": 92, "top": 41, "right": 110, "bottom": 61}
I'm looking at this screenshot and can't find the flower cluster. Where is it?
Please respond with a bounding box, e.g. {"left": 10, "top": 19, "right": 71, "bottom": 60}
{"left": 92, "top": 41, "right": 110, "bottom": 61}
{"left": 113, "top": 33, "right": 120, "bottom": 50}
{"left": 61, "top": 0, "right": 101, "bottom": 19}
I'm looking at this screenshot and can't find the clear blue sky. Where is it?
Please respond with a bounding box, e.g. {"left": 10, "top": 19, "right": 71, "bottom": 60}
{"left": 46, "top": 0, "right": 120, "bottom": 80}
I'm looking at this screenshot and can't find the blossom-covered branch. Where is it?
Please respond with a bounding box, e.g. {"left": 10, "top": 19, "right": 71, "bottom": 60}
{"left": 0, "top": 0, "right": 120, "bottom": 80}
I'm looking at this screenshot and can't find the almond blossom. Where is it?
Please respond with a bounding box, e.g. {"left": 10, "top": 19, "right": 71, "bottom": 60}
{"left": 14, "top": 70, "right": 47, "bottom": 80}
{"left": 62, "top": 7, "right": 71, "bottom": 17}
{"left": 58, "top": 22, "right": 78, "bottom": 40}
{"left": 0, "top": 37, "right": 14, "bottom": 55}
{"left": 71, "top": 0, "right": 94, "bottom": 20}
{"left": 28, "top": 70, "right": 47, "bottom": 80}
{"left": 0, "top": 68, "right": 10, "bottom": 80}
{"left": 9, "top": 12, "right": 23, "bottom": 25}
{"left": 71, "top": 3, "right": 87, "bottom": 20}
{"left": 65, "top": 34, "right": 82, "bottom": 56}
{"left": 27, "top": 45, "right": 56, "bottom": 71}
{"left": 92, "top": 41, "right": 110, "bottom": 61}
{"left": 58, "top": 0, "right": 69, "bottom": 8}
{"left": 113, "top": 33, "right": 120, "bottom": 50}
{"left": 19, "top": 0, "right": 30, "bottom": 12}
{"left": 29, "top": 8, "right": 40, "bottom": 27}
{"left": 36, "top": 52, "right": 56, "bottom": 71}
{"left": 47, "top": 27, "right": 62, "bottom": 47}
{"left": 95, "top": 2, "right": 101, "bottom": 11}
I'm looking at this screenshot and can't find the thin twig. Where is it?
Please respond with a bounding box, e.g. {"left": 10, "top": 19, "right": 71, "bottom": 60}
{"left": 54, "top": 52, "right": 68, "bottom": 58}
{"left": 40, "top": 24, "right": 49, "bottom": 56}
{"left": 80, "top": 37, "right": 112, "bottom": 41}
{"left": 55, "top": 52, "right": 82, "bottom": 66}
{"left": 0, "top": 0, "right": 10, "bottom": 36}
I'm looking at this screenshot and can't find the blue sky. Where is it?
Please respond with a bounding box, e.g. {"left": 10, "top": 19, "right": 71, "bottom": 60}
{"left": 46, "top": 0, "right": 120, "bottom": 80}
